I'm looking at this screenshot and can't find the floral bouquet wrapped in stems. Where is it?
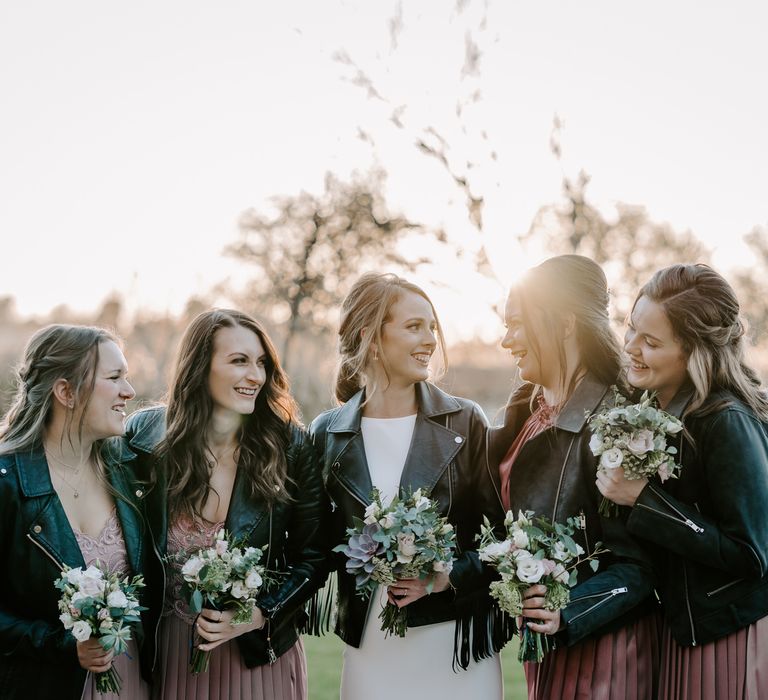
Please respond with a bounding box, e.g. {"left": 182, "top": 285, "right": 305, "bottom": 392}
{"left": 55, "top": 564, "right": 146, "bottom": 695}
{"left": 177, "top": 529, "right": 276, "bottom": 673}
{"left": 589, "top": 389, "right": 684, "bottom": 516}
{"left": 478, "top": 510, "right": 605, "bottom": 663}
{"left": 334, "top": 487, "right": 456, "bottom": 637}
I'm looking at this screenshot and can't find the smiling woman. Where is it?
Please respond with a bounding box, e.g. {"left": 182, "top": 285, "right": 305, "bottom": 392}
{"left": 124, "top": 309, "right": 328, "bottom": 700}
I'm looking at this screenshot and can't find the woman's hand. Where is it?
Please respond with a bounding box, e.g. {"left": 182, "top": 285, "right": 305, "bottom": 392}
{"left": 386, "top": 572, "right": 451, "bottom": 608}
{"left": 76, "top": 638, "right": 114, "bottom": 673}
{"left": 196, "top": 607, "right": 266, "bottom": 652}
{"left": 596, "top": 467, "right": 647, "bottom": 507}
{"left": 521, "top": 584, "right": 562, "bottom": 636}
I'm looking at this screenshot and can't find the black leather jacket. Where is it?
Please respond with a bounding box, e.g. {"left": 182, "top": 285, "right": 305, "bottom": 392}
{"left": 627, "top": 384, "right": 768, "bottom": 646}
{"left": 308, "top": 382, "right": 506, "bottom": 666}
{"left": 488, "top": 375, "right": 658, "bottom": 646}
{"left": 124, "top": 406, "right": 328, "bottom": 671}
{"left": 0, "top": 446, "right": 148, "bottom": 700}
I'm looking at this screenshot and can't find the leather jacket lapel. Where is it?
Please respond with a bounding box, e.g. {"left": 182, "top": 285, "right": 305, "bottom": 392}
{"left": 108, "top": 462, "right": 145, "bottom": 577}
{"left": 399, "top": 412, "right": 462, "bottom": 498}
{"left": 226, "top": 465, "right": 269, "bottom": 538}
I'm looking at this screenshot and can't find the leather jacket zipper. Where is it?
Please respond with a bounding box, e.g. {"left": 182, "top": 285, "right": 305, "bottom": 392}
{"left": 645, "top": 484, "right": 704, "bottom": 533}
{"left": 682, "top": 563, "right": 697, "bottom": 645}
{"left": 552, "top": 436, "right": 577, "bottom": 520}
{"left": 567, "top": 587, "right": 628, "bottom": 624}
{"left": 484, "top": 430, "right": 504, "bottom": 513}
{"left": 635, "top": 501, "right": 704, "bottom": 533}
{"left": 578, "top": 510, "right": 590, "bottom": 555}
{"left": 27, "top": 534, "right": 90, "bottom": 699}
{"left": 706, "top": 578, "right": 743, "bottom": 597}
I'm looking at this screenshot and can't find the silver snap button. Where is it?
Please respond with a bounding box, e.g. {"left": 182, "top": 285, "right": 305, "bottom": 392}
{"left": 33, "top": 525, "right": 42, "bottom": 534}
{"left": 454, "top": 436, "right": 463, "bottom": 444}
{"left": 0, "top": 468, "right": 6, "bottom": 475}
{"left": 135, "top": 489, "right": 143, "bottom": 498}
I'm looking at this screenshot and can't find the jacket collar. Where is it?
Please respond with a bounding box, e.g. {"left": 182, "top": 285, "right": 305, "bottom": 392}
{"left": 16, "top": 449, "right": 55, "bottom": 497}
{"left": 328, "top": 382, "right": 462, "bottom": 435}
{"left": 664, "top": 380, "right": 696, "bottom": 419}
{"left": 553, "top": 373, "right": 611, "bottom": 433}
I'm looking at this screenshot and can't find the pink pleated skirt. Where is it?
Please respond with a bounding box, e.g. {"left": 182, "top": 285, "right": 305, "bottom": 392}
{"left": 155, "top": 614, "right": 307, "bottom": 700}
{"left": 524, "top": 613, "right": 661, "bottom": 700}
{"left": 658, "top": 615, "right": 768, "bottom": 700}
{"left": 82, "top": 639, "right": 150, "bottom": 700}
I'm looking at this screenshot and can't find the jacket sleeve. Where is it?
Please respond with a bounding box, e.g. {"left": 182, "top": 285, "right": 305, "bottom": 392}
{"left": 256, "top": 428, "right": 331, "bottom": 629}
{"left": 627, "top": 407, "right": 768, "bottom": 578}
{"left": 449, "top": 402, "right": 504, "bottom": 594}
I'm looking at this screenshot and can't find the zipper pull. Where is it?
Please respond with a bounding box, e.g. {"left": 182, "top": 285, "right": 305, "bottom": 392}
{"left": 611, "top": 587, "right": 628, "bottom": 594}
{"left": 578, "top": 510, "right": 587, "bottom": 529}
{"left": 685, "top": 519, "right": 704, "bottom": 533}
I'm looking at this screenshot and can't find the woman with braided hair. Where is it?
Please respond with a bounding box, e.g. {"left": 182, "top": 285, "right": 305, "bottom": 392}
{"left": 599, "top": 263, "right": 768, "bottom": 699}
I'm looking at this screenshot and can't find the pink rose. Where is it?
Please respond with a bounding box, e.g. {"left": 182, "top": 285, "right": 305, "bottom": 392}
{"left": 627, "top": 429, "right": 655, "bottom": 456}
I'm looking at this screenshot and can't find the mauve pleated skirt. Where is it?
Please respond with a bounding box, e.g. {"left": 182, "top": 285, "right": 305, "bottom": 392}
{"left": 658, "top": 615, "right": 768, "bottom": 700}
{"left": 155, "top": 614, "right": 307, "bottom": 700}
{"left": 524, "top": 613, "right": 661, "bottom": 700}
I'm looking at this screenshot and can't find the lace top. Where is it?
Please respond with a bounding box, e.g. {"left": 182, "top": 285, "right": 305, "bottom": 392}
{"left": 74, "top": 507, "right": 130, "bottom": 575}
{"left": 164, "top": 513, "right": 225, "bottom": 623}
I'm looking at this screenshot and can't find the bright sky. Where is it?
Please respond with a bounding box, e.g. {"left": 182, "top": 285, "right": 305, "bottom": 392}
{"left": 1, "top": 0, "right": 766, "bottom": 342}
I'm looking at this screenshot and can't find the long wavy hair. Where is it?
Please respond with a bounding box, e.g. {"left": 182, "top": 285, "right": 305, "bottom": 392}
{"left": 510, "top": 255, "right": 623, "bottom": 403}
{"left": 158, "top": 309, "right": 300, "bottom": 517}
{"left": 0, "top": 324, "right": 118, "bottom": 458}
{"left": 634, "top": 264, "right": 768, "bottom": 420}
{"left": 334, "top": 272, "right": 447, "bottom": 404}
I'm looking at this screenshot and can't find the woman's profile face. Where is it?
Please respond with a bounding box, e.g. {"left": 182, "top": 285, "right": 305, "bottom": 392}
{"left": 207, "top": 325, "right": 267, "bottom": 416}
{"left": 501, "top": 292, "right": 560, "bottom": 389}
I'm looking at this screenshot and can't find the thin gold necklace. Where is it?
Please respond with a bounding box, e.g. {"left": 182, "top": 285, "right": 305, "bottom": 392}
{"left": 45, "top": 452, "right": 89, "bottom": 498}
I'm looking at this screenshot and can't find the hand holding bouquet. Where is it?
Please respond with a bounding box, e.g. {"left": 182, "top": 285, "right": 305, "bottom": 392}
{"left": 478, "top": 510, "right": 603, "bottom": 663}
{"left": 334, "top": 487, "right": 456, "bottom": 637}
{"left": 55, "top": 564, "right": 145, "bottom": 695}
{"left": 177, "top": 529, "right": 273, "bottom": 673}
{"left": 589, "top": 389, "right": 684, "bottom": 516}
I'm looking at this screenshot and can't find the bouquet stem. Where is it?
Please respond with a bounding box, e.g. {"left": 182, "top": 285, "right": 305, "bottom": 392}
{"left": 379, "top": 602, "right": 408, "bottom": 638}
{"left": 518, "top": 623, "right": 551, "bottom": 663}
{"left": 598, "top": 496, "right": 620, "bottom": 518}
{"left": 190, "top": 646, "right": 211, "bottom": 674}
{"left": 95, "top": 667, "right": 122, "bottom": 695}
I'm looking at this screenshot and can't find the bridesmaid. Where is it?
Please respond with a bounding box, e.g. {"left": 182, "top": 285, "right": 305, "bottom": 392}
{"left": 310, "top": 272, "right": 505, "bottom": 700}
{"left": 125, "top": 309, "right": 326, "bottom": 699}
{"left": 0, "top": 324, "right": 149, "bottom": 700}
{"left": 492, "top": 255, "right": 660, "bottom": 699}
{"left": 598, "top": 263, "right": 768, "bottom": 699}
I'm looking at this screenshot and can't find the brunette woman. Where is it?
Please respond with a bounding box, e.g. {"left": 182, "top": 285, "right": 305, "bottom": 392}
{"left": 493, "top": 255, "right": 660, "bottom": 699}
{"left": 598, "top": 263, "right": 768, "bottom": 699}
{"left": 125, "top": 309, "right": 325, "bottom": 699}
{"left": 0, "top": 324, "right": 149, "bottom": 700}
{"left": 310, "top": 272, "right": 505, "bottom": 700}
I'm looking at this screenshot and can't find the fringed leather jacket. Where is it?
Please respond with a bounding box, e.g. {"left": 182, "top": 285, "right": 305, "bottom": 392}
{"left": 488, "top": 374, "right": 658, "bottom": 646}
{"left": 627, "top": 385, "right": 768, "bottom": 646}
{"left": 0, "top": 446, "right": 148, "bottom": 700}
{"left": 124, "top": 406, "right": 328, "bottom": 672}
{"left": 309, "top": 381, "right": 509, "bottom": 669}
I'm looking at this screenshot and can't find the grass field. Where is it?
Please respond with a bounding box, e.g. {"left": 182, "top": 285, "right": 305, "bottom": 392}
{"left": 303, "top": 633, "right": 527, "bottom": 700}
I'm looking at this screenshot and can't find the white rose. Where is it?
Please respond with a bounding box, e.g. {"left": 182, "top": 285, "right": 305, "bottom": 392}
{"left": 64, "top": 568, "right": 84, "bottom": 586}
{"left": 70, "top": 591, "right": 89, "bottom": 606}
{"left": 78, "top": 566, "right": 106, "bottom": 597}
{"left": 215, "top": 539, "right": 229, "bottom": 556}
{"left": 396, "top": 532, "right": 417, "bottom": 562}
{"left": 245, "top": 570, "right": 263, "bottom": 590}
{"left": 627, "top": 429, "right": 655, "bottom": 456}
{"left": 231, "top": 581, "right": 249, "bottom": 600}
{"left": 478, "top": 540, "right": 512, "bottom": 562}
{"left": 181, "top": 557, "right": 205, "bottom": 580}
{"left": 71, "top": 620, "right": 92, "bottom": 642}
{"left": 516, "top": 557, "right": 546, "bottom": 584}
{"left": 589, "top": 433, "right": 605, "bottom": 455}
{"left": 106, "top": 590, "right": 128, "bottom": 608}
{"left": 59, "top": 612, "right": 74, "bottom": 629}
{"left": 599, "top": 447, "right": 624, "bottom": 469}
{"left": 512, "top": 528, "right": 529, "bottom": 549}
{"left": 512, "top": 549, "right": 533, "bottom": 561}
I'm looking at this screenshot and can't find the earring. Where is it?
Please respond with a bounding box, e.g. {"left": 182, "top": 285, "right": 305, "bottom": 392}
{"left": 373, "top": 349, "right": 379, "bottom": 361}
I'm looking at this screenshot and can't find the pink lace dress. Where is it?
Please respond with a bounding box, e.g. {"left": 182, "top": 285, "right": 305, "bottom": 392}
{"left": 157, "top": 514, "right": 307, "bottom": 700}
{"left": 75, "top": 508, "right": 150, "bottom": 700}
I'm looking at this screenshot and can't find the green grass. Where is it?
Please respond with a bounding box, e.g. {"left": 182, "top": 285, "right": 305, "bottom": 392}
{"left": 303, "top": 633, "right": 527, "bottom": 699}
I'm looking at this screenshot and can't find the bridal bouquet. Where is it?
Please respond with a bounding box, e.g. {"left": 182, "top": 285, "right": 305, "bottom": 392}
{"left": 334, "top": 487, "right": 456, "bottom": 637}
{"left": 478, "top": 510, "right": 602, "bottom": 663}
{"left": 177, "top": 529, "right": 273, "bottom": 673}
{"left": 55, "top": 564, "right": 146, "bottom": 695}
{"left": 589, "top": 389, "right": 684, "bottom": 516}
